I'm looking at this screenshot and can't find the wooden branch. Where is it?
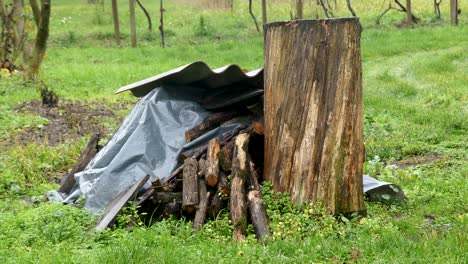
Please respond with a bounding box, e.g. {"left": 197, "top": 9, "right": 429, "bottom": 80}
{"left": 206, "top": 138, "right": 220, "bottom": 187}
{"left": 159, "top": 0, "right": 165, "bottom": 47}
{"left": 346, "top": 0, "right": 357, "bottom": 17}
{"left": 376, "top": 2, "right": 392, "bottom": 25}
{"left": 135, "top": 0, "right": 152, "bottom": 32}
{"left": 185, "top": 112, "right": 240, "bottom": 143}
{"left": 59, "top": 132, "right": 101, "bottom": 194}
{"left": 318, "top": 0, "right": 331, "bottom": 18}
{"left": 182, "top": 157, "right": 199, "bottom": 213}
{"left": 96, "top": 175, "right": 149, "bottom": 231}
{"left": 230, "top": 133, "right": 250, "bottom": 240}
{"left": 248, "top": 0, "right": 260, "bottom": 32}
{"left": 29, "top": 0, "right": 40, "bottom": 26}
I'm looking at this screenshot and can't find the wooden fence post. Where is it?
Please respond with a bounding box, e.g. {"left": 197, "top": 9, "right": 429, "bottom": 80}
{"left": 264, "top": 18, "right": 366, "bottom": 216}
{"left": 451, "top": 0, "right": 458, "bottom": 25}
{"left": 129, "top": 0, "right": 137, "bottom": 47}
{"left": 111, "top": 0, "right": 120, "bottom": 45}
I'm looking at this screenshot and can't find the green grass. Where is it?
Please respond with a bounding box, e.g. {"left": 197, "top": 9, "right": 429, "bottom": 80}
{"left": 0, "top": 0, "right": 467, "bottom": 263}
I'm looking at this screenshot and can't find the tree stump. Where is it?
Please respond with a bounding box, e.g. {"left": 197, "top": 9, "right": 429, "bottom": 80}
{"left": 264, "top": 18, "right": 366, "bottom": 216}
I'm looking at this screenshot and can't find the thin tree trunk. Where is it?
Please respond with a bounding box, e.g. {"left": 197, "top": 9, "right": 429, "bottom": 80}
{"left": 29, "top": 0, "right": 40, "bottom": 26}
{"left": 262, "top": 0, "right": 267, "bottom": 25}
{"left": 406, "top": 0, "right": 412, "bottom": 24}
{"left": 318, "top": 0, "right": 330, "bottom": 18}
{"left": 450, "top": 0, "right": 458, "bottom": 25}
{"left": 26, "top": 0, "right": 51, "bottom": 79}
{"left": 296, "top": 0, "right": 303, "bottom": 19}
{"left": 111, "top": 0, "right": 120, "bottom": 45}
{"left": 159, "top": 0, "right": 165, "bottom": 47}
{"left": 129, "top": 0, "right": 136, "bottom": 47}
{"left": 264, "top": 18, "right": 366, "bottom": 216}
{"left": 248, "top": 0, "right": 260, "bottom": 33}
{"left": 136, "top": 0, "right": 152, "bottom": 32}
{"left": 346, "top": 0, "right": 357, "bottom": 17}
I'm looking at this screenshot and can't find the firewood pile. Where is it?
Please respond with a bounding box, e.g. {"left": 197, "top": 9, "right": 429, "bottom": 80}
{"left": 136, "top": 110, "right": 270, "bottom": 241}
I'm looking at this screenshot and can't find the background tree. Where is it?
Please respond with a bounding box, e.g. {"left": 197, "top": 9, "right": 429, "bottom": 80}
{"left": 26, "top": 0, "right": 51, "bottom": 79}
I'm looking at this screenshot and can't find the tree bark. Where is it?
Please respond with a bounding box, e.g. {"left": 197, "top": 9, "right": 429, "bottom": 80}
{"left": 206, "top": 138, "right": 221, "bottom": 187}
{"left": 218, "top": 139, "right": 234, "bottom": 172}
{"left": 450, "top": 0, "right": 458, "bottom": 25}
{"left": 182, "top": 157, "right": 199, "bottom": 213}
{"left": 247, "top": 160, "right": 270, "bottom": 241}
{"left": 264, "top": 19, "right": 366, "bottom": 216}
{"left": 129, "top": 0, "right": 136, "bottom": 47}
{"left": 230, "top": 133, "right": 250, "bottom": 240}
{"left": 193, "top": 177, "right": 210, "bottom": 231}
{"left": 406, "top": 0, "right": 412, "bottom": 24}
{"left": 111, "top": 0, "right": 120, "bottom": 45}
{"left": 59, "top": 132, "right": 101, "bottom": 194}
{"left": 26, "top": 0, "right": 51, "bottom": 79}
{"left": 29, "top": 0, "right": 40, "bottom": 26}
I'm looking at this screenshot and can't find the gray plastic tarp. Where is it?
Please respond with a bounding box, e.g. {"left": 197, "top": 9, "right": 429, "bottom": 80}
{"left": 64, "top": 86, "right": 245, "bottom": 215}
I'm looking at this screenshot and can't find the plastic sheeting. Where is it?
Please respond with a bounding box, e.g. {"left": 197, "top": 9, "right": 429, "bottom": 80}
{"left": 64, "top": 86, "right": 247, "bottom": 215}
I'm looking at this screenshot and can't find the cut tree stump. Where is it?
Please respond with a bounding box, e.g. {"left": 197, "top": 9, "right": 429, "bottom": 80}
{"left": 264, "top": 18, "right": 366, "bottom": 216}
{"left": 59, "top": 132, "right": 101, "bottom": 194}
{"left": 230, "top": 133, "right": 250, "bottom": 240}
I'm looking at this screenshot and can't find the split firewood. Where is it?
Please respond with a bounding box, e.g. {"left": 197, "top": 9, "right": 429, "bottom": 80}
{"left": 207, "top": 171, "right": 229, "bottom": 218}
{"left": 218, "top": 140, "right": 234, "bottom": 172}
{"left": 198, "top": 158, "right": 207, "bottom": 177}
{"left": 185, "top": 111, "right": 241, "bottom": 143}
{"left": 136, "top": 188, "right": 154, "bottom": 206}
{"left": 193, "top": 177, "right": 210, "bottom": 231}
{"left": 59, "top": 132, "right": 101, "bottom": 194}
{"left": 247, "top": 160, "right": 270, "bottom": 241}
{"left": 230, "top": 133, "right": 250, "bottom": 241}
{"left": 206, "top": 138, "right": 221, "bottom": 187}
{"left": 153, "top": 192, "right": 182, "bottom": 204}
{"left": 182, "top": 157, "right": 199, "bottom": 213}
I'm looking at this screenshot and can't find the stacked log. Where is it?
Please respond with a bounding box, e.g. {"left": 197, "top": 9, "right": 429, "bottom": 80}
{"left": 135, "top": 114, "right": 270, "bottom": 241}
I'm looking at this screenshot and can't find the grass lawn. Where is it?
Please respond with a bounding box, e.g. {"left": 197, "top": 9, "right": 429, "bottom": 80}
{"left": 0, "top": 0, "right": 467, "bottom": 263}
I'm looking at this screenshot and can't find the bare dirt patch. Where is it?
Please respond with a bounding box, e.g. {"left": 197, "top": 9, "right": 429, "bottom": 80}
{"left": 3, "top": 99, "right": 133, "bottom": 147}
{"left": 392, "top": 153, "right": 445, "bottom": 168}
